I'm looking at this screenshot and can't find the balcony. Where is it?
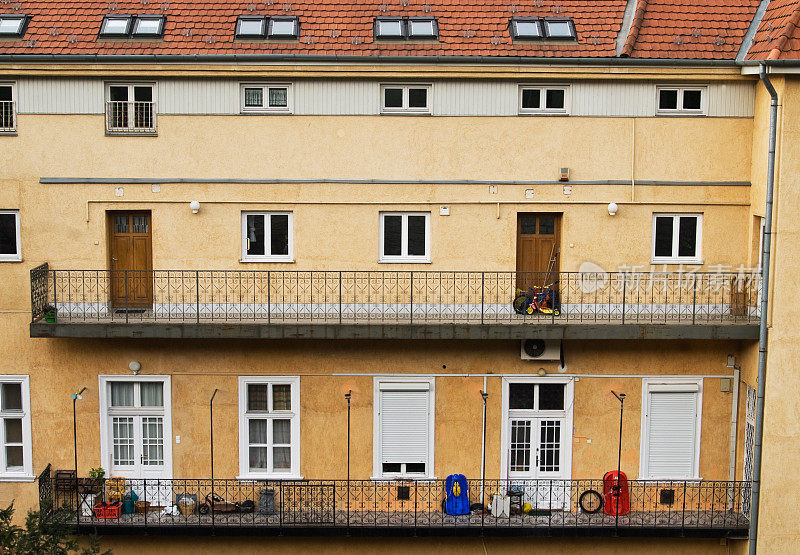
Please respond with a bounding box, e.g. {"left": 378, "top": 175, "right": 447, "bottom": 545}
{"left": 105, "top": 101, "right": 157, "bottom": 136}
{"left": 38, "top": 468, "right": 750, "bottom": 538}
{"left": 29, "top": 264, "right": 761, "bottom": 340}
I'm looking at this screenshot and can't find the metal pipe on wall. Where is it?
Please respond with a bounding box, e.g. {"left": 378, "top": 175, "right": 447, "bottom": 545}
{"left": 749, "top": 63, "right": 778, "bottom": 554}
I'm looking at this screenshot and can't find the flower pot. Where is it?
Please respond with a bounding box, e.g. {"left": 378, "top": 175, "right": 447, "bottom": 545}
{"left": 44, "top": 310, "right": 56, "bottom": 323}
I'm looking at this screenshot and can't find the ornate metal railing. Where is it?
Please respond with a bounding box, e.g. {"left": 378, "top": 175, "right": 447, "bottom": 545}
{"left": 30, "top": 268, "right": 761, "bottom": 325}
{"left": 40, "top": 476, "right": 750, "bottom": 536}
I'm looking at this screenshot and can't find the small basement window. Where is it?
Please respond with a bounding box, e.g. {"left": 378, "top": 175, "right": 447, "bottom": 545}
{"left": 519, "top": 85, "right": 568, "bottom": 114}
{"left": 268, "top": 16, "right": 299, "bottom": 39}
{"left": 236, "top": 16, "right": 267, "bottom": 38}
{"left": 0, "top": 14, "right": 27, "bottom": 37}
{"left": 510, "top": 18, "right": 543, "bottom": 39}
{"left": 132, "top": 15, "right": 165, "bottom": 37}
{"left": 99, "top": 15, "right": 133, "bottom": 37}
{"left": 656, "top": 86, "right": 706, "bottom": 115}
{"left": 652, "top": 213, "right": 702, "bottom": 264}
{"left": 240, "top": 83, "right": 292, "bottom": 113}
{"left": 543, "top": 19, "right": 576, "bottom": 39}
{"left": 381, "top": 84, "right": 430, "bottom": 114}
{"left": 407, "top": 18, "right": 438, "bottom": 39}
{"left": 375, "top": 17, "right": 405, "bottom": 39}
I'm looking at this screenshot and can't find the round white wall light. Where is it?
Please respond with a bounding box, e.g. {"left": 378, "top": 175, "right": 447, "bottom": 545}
{"left": 607, "top": 202, "right": 618, "bottom": 216}
{"left": 189, "top": 200, "right": 201, "bottom": 214}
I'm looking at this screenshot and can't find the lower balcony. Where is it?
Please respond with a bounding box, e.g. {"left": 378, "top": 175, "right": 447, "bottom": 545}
{"left": 29, "top": 264, "right": 761, "bottom": 340}
{"left": 39, "top": 468, "right": 750, "bottom": 538}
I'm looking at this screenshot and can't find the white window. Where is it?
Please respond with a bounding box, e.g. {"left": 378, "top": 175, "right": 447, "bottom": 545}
{"left": 105, "top": 83, "right": 156, "bottom": 134}
{"left": 236, "top": 16, "right": 266, "bottom": 38}
{"left": 0, "top": 376, "right": 33, "bottom": 481}
{"left": 652, "top": 213, "right": 702, "bottom": 264}
{"left": 132, "top": 16, "right": 165, "bottom": 37}
{"left": 238, "top": 376, "right": 300, "bottom": 479}
{"left": 268, "top": 17, "right": 299, "bottom": 38}
{"left": 241, "top": 211, "right": 293, "bottom": 262}
{"left": 380, "top": 84, "right": 431, "bottom": 114}
{"left": 510, "top": 19, "right": 543, "bottom": 39}
{"left": 0, "top": 210, "right": 20, "bottom": 262}
{"left": 0, "top": 15, "right": 26, "bottom": 37}
{"left": 656, "top": 86, "right": 706, "bottom": 115}
{"left": 0, "top": 83, "right": 14, "bottom": 134}
{"left": 240, "top": 83, "right": 292, "bottom": 113}
{"left": 407, "top": 18, "right": 438, "bottom": 39}
{"left": 543, "top": 19, "right": 576, "bottom": 39}
{"left": 375, "top": 18, "right": 405, "bottom": 39}
{"left": 519, "top": 85, "right": 569, "bottom": 114}
{"left": 640, "top": 379, "right": 703, "bottom": 480}
{"left": 99, "top": 15, "right": 133, "bottom": 36}
{"left": 379, "top": 212, "right": 430, "bottom": 263}
{"left": 373, "top": 378, "right": 435, "bottom": 479}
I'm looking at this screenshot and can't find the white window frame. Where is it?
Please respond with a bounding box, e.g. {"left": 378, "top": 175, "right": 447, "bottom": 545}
{"left": 380, "top": 84, "right": 432, "bottom": 114}
{"left": 656, "top": 86, "right": 707, "bottom": 116}
{"left": 104, "top": 82, "right": 157, "bottom": 134}
{"left": 240, "top": 211, "right": 294, "bottom": 263}
{"left": 0, "top": 210, "right": 21, "bottom": 262}
{"left": 238, "top": 376, "right": 301, "bottom": 480}
{"left": 499, "top": 376, "right": 574, "bottom": 481}
{"left": 639, "top": 378, "right": 703, "bottom": 481}
{"left": 0, "top": 81, "right": 17, "bottom": 134}
{"left": 0, "top": 15, "right": 27, "bottom": 37}
{"left": 651, "top": 213, "right": 703, "bottom": 264}
{"left": 97, "top": 374, "right": 174, "bottom": 479}
{"left": 372, "top": 377, "right": 436, "bottom": 480}
{"left": 0, "top": 375, "right": 33, "bottom": 481}
{"left": 239, "top": 83, "right": 293, "bottom": 114}
{"left": 99, "top": 15, "right": 133, "bottom": 37}
{"left": 518, "top": 85, "right": 570, "bottom": 115}
{"left": 131, "top": 15, "right": 166, "bottom": 37}
{"left": 378, "top": 211, "right": 431, "bottom": 263}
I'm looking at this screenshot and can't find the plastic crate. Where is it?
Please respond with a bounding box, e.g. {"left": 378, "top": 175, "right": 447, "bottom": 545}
{"left": 93, "top": 502, "right": 122, "bottom": 519}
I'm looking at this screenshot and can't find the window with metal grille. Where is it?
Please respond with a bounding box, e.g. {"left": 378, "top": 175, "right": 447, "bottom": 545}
{"left": 240, "top": 83, "right": 292, "bottom": 113}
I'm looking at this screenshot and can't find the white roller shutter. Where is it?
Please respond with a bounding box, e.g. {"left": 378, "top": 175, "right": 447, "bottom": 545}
{"left": 645, "top": 387, "right": 699, "bottom": 479}
{"left": 379, "top": 384, "right": 430, "bottom": 464}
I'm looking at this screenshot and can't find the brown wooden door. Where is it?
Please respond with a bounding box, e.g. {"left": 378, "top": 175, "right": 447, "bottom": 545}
{"left": 108, "top": 212, "right": 153, "bottom": 308}
{"left": 516, "top": 213, "right": 561, "bottom": 291}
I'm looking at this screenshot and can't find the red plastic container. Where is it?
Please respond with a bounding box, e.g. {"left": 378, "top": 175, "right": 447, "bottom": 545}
{"left": 93, "top": 502, "right": 122, "bottom": 519}
{"left": 602, "top": 471, "right": 630, "bottom": 516}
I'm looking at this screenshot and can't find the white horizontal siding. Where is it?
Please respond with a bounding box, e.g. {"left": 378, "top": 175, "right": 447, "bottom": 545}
{"left": 13, "top": 78, "right": 755, "bottom": 118}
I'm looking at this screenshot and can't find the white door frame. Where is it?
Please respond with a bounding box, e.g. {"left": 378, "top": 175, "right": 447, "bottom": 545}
{"left": 500, "top": 376, "right": 574, "bottom": 481}
{"left": 98, "top": 375, "right": 173, "bottom": 479}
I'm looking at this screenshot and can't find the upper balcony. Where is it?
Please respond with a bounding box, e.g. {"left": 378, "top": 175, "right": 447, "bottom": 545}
{"left": 29, "top": 264, "right": 761, "bottom": 340}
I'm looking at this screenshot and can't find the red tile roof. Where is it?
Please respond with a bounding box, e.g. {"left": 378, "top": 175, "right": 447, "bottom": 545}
{"left": 623, "top": 0, "right": 761, "bottom": 59}
{"left": 0, "top": 0, "right": 768, "bottom": 60}
{"left": 746, "top": 0, "right": 800, "bottom": 59}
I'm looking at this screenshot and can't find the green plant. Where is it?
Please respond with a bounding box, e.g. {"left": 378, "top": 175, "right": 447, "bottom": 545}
{"left": 0, "top": 502, "right": 111, "bottom": 555}
{"left": 88, "top": 468, "right": 105, "bottom": 481}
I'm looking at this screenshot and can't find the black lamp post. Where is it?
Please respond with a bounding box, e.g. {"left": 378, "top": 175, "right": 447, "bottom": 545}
{"left": 210, "top": 388, "right": 219, "bottom": 527}
{"left": 611, "top": 390, "right": 626, "bottom": 530}
{"left": 345, "top": 390, "right": 351, "bottom": 533}
{"left": 480, "top": 390, "right": 489, "bottom": 517}
{"left": 72, "top": 387, "right": 87, "bottom": 522}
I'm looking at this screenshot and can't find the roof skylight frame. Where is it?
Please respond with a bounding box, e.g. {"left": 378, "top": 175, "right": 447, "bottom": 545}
{"left": 235, "top": 15, "right": 267, "bottom": 39}
{"left": 542, "top": 18, "right": 577, "bottom": 40}
{"left": 99, "top": 14, "right": 134, "bottom": 37}
{"left": 0, "top": 14, "right": 29, "bottom": 38}
{"left": 407, "top": 17, "right": 438, "bottom": 40}
{"left": 132, "top": 15, "right": 166, "bottom": 37}
{"left": 374, "top": 17, "right": 406, "bottom": 40}
{"left": 267, "top": 16, "right": 299, "bottom": 39}
{"left": 509, "top": 18, "right": 544, "bottom": 40}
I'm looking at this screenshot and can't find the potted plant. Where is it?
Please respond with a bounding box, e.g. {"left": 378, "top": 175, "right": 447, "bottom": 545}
{"left": 77, "top": 467, "right": 105, "bottom": 517}
{"left": 43, "top": 304, "right": 57, "bottom": 323}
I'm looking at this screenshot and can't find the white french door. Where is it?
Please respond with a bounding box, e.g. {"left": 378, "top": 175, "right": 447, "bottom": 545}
{"left": 502, "top": 378, "right": 574, "bottom": 509}
{"left": 100, "top": 376, "right": 172, "bottom": 482}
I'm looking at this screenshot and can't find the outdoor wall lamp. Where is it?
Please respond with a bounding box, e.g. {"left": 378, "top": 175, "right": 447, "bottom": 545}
{"left": 189, "top": 200, "right": 201, "bottom": 214}
{"left": 607, "top": 202, "right": 619, "bottom": 216}
{"left": 129, "top": 360, "right": 141, "bottom": 374}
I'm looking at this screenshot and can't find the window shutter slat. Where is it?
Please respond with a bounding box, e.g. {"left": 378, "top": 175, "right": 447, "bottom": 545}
{"left": 646, "top": 391, "right": 698, "bottom": 479}
{"left": 380, "top": 390, "right": 429, "bottom": 463}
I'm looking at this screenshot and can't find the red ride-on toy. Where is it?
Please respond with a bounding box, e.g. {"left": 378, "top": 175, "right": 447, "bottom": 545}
{"left": 198, "top": 493, "right": 255, "bottom": 514}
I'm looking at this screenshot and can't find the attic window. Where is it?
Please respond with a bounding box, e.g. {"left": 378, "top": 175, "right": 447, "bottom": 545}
{"left": 0, "top": 15, "right": 27, "bottom": 37}
{"left": 543, "top": 19, "right": 576, "bottom": 39}
{"left": 510, "top": 18, "right": 542, "bottom": 39}
{"left": 510, "top": 17, "right": 577, "bottom": 40}
{"left": 100, "top": 15, "right": 133, "bottom": 37}
{"left": 268, "top": 17, "right": 299, "bottom": 39}
{"left": 236, "top": 16, "right": 266, "bottom": 38}
{"left": 375, "top": 18, "right": 404, "bottom": 38}
{"left": 408, "top": 18, "right": 438, "bottom": 39}
{"left": 132, "top": 15, "right": 165, "bottom": 37}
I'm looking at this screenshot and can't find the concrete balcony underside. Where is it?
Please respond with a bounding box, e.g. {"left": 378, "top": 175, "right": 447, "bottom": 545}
{"left": 30, "top": 321, "right": 759, "bottom": 340}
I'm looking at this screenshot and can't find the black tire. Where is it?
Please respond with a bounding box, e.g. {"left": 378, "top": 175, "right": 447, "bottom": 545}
{"left": 513, "top": 294, "right": 530, "bottom": 314}
{"left": 579, "top": 489, "right": 603, "bottom": 514}
{"left": 198, "top": 503, "right": 210, "bottom": 515}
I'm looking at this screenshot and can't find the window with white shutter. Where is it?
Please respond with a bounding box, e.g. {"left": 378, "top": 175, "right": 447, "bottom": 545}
{"left": 640, "top": 380, "right": 702, "bottom": 480}
{"left": 374, "top": 379, "right": 434, "bottom": 478}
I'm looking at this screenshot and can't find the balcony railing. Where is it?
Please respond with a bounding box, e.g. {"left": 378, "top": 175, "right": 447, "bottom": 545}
{"left": 37, "top": 469, "right": 750, "bottom": 537}
{"left": 0, "top": 100, "right": 16, "bottom": 133}
{"left": 105, "top": 101, "right": 157, "bottom": 135}
{"left": 31, "top": 264, "right": 761, "bottom": 326}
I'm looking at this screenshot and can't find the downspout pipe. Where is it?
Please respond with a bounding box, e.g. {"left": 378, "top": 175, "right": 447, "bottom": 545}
{"left": 750, "top": 63, "right": 778, "bottom": 555}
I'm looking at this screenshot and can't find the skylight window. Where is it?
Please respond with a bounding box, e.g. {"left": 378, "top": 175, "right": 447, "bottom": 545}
{"left": 100, "top": 15, "right": 133, "bottom": 37}
{"left": 236, "top": 16, "right": 266, "bottom": 38}
{"left": 0, "top": 15, "right": 27, "bottom": 37}
{"left": 543, "top": 19, "right": 576, "bottom": 39}
{"left": 510, "top": 17, "right": 577, "bottom": 40}
{"left": 375, "top": 18, "right": 404, "bottom": 39}
{"left": 408, "top": 18, "right": 438, "bottom": 39}
{"left": 510, "top": 18, "right": 542, "bottom": 39}
{"left": 268, "top": 17, "right": 299, "bottom": 39}
{"left": 132, "top": 15, "right": 165, "bottom": 37}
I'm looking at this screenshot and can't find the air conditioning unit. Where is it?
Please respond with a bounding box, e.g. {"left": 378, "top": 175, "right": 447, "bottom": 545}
{"left": 520, "top": 339, "right": 560, "bottom": 361}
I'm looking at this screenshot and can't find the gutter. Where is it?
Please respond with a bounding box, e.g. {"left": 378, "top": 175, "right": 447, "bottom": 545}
{"left": 749, "top": 63, "right": 778, "bottom": 555}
